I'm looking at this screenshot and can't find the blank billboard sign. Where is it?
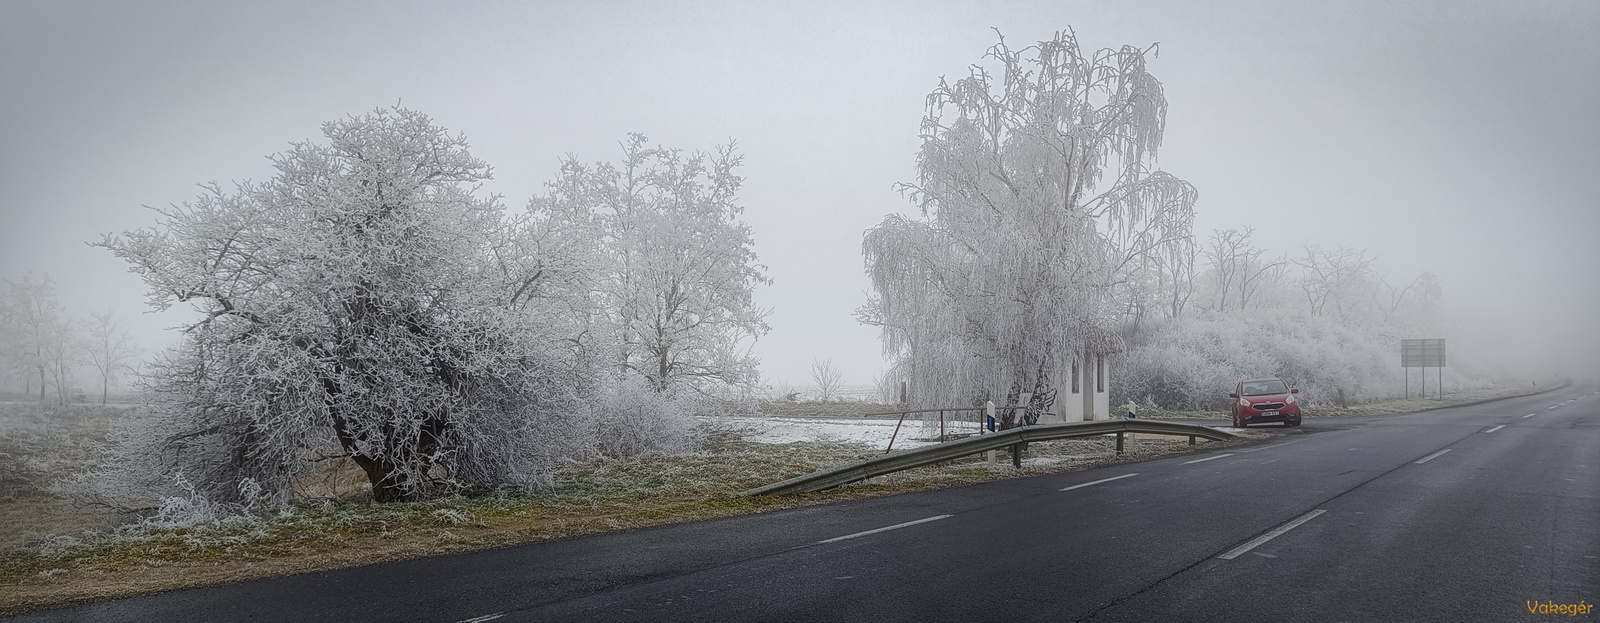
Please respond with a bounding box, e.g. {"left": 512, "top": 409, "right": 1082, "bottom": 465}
{"left": 1401, "top": 338, "right": 1446, "bottom": 368}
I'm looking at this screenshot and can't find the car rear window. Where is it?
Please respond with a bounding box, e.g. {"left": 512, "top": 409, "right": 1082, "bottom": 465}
{"left": 1242, "top": 380, "right": 1288, "bottom": 396}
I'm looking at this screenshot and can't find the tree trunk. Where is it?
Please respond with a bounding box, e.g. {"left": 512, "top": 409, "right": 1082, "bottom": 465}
{"left": 351, "top": 454, "right": 417, "bottom": 503}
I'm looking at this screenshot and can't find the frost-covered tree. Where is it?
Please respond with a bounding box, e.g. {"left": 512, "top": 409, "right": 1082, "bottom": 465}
{"left": 1377, "top": 271, "right": 1442, "bottom": 334}
{"left": 98, "top": 107, "right": 590, "bottom": 504}
{"left": 861, "top": 29, "right": 1195, "bottom": 423}
{"left": 1295, "top": 245, "right": 1377, "bottom": 321}
{"left": 810, "top": 358, "right": 843, "bottom": 402}
{"left": 532, "top": 134, "right": 770, "bottom": 394}
{"left": 1, "top": 274, "right": 73, "bottom": 402}
{"left": 1202, "top": 227, "right": 1285, "bottom": 312}
{"left": 78, "top": 308, "right": 140, "bottom": 404}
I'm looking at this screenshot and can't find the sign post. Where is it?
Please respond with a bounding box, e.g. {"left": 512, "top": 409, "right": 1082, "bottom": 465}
{"left": 1401, "top": 339, "right": 1446, "bottom": 399}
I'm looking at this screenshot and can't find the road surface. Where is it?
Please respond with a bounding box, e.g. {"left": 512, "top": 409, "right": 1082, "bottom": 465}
{"left": 11, "top": 384, "right": 1598, "bottom": 622}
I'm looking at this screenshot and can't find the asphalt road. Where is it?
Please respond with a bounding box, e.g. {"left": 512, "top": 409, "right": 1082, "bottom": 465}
{"left": 12, "top": 384, "right": 1598, "bottom": 622}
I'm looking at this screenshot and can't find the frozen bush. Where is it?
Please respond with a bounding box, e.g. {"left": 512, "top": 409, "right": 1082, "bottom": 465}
{"left": 587, "top": 376, "right": 700, "bottom": 458}
{"left": 1117, "top": 309, "right": 1502, "bottom": 410}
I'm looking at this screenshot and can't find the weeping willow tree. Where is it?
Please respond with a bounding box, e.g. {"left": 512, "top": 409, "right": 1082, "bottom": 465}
{"left": 860, "top": 29, "right": 1196, "bottom": 424}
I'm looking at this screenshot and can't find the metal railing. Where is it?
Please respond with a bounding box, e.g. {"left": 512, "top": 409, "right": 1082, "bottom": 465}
{"left": 738, "top": 419, "right": 1235, "bottom": 496}
{"left": 866, "top": 405, "right": 1028, "bottom": 453}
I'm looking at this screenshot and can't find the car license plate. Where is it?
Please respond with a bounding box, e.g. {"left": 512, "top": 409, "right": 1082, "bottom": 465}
{"left": 1261, "top": 411, "right": 1279, "bottom": 416}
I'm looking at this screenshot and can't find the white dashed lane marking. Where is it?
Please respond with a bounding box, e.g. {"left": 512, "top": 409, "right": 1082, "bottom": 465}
{"left": 1183, "top": 453, "right": 1235, "bottom": 465}
{"left": 1218, "top": 510, "right": 1327, "bottom": 560}
{"left": 1484, "top": 425, "right": 1506, "bottom": 434}
{"left": 818, "top": 515, "right": 952, "bottom": 544}
{"left": 1060, "top": 473, "right": 1139, "bottom": 491}
{"left": 1415, "top": 449, "right": 1451, "bottom": 464}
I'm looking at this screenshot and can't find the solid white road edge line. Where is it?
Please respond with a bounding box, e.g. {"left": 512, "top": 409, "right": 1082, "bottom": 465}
{"left": 1415, "top": 449, "right": 1452, "bottom": 464}
{"left": 1218, "top": 510, "right": 1327, "bottom": 560}
{"left": 1183, "top": 453, "right": 1235, "bottom": 465}
{"left": 818, "top": 515, "right": 953, "bottom": 544}
{"left": 1484, "top": 425, "right": 1506, "bottom": 434}
{"left": 1060, "top": 473, "right": 1139, "bottom": 491}
{"left": 454, "top": 614, "right": 505, "bottom": 623}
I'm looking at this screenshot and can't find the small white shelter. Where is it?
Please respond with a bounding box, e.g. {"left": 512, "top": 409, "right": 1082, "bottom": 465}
{"left": 1038, "top": 330, "right": 1118, "bottom": 424}
{"left": 1047, "top": 349, "right": 1111, "bottom": 423}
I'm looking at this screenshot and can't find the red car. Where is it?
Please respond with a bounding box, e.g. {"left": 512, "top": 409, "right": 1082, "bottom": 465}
{"left": 1230, "top": 378, "right": 1302, "bottom": 427}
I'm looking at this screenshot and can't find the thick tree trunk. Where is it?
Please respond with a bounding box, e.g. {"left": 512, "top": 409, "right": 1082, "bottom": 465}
{"left": 351, "top": 454, "right": 416, "bottom": 503}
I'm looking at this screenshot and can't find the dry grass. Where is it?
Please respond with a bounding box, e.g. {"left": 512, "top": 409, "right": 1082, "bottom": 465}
{"left": 0, "top": 404, "right": 121, "bottom": 551}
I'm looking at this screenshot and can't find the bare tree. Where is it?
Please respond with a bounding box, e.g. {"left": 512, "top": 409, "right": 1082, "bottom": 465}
{"left": 810, "top": 358, "right": 843, "bottom": 402}
{"left": 1295, "top": 245, "right": 1377, "bottom": 319}
{"left": 1, "top": 274, "right": 71, "bottom": 402}
{"left": 1234, "top": 250, "right": 1286, "bottom": 313}
{"left": 1203, "top": 229, "right": 1247, "bottom": 311}
{"left": 1202, "top": 227, "right": 1286, "bottom": 312}
{"left": 40, "top": 315, "right": 78, "bottom": 405}
{"left": 79, "top": 308, "right": 140, "bottom": 404}
{"left": 1159, "top": 234, "right": 1198, "bottom": 319}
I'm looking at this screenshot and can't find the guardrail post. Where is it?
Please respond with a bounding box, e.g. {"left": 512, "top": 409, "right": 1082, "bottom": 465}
{"left": 1189, "top": 435, "right": 1195, "bottom": 446}
{"left": 1116, "top": 432, "right": 1124, "bottom": 455}
{"left": 1011, "top": 442, "right": 1022, "bottom": 468}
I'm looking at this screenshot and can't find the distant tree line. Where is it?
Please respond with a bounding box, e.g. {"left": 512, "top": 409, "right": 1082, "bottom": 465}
{"left": 0, "top": 274, "right": 140, "bottom": 405}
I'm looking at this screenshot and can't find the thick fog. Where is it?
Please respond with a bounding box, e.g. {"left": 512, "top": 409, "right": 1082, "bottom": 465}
{"left": 2, "top": 0, "right": 1597, "bottom": 391}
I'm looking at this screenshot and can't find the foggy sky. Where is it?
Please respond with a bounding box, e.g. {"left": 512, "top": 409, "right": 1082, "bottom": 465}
{"left": 2, "top": 0, "right": 1597, "bottom": 387}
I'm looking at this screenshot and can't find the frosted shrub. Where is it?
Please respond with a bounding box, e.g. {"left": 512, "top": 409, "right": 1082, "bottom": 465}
{"left": 431, "top": 508, "right": 471, "bottom": 525}
{"left": 148, "top": 482, "right": 225, "bottom": 528}
{"left": 1116, "top": 310, "right": 1468, "bottom": 409}
{"left": 588, "top": 376, "right": 699, "bottom": 458}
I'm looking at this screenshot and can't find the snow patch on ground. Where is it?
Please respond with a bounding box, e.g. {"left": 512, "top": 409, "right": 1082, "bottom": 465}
{"left": 704, "top": 416, "right": 988, "bottom": 449}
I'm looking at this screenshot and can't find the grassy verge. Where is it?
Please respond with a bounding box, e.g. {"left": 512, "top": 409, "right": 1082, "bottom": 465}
{"left": 0, "top": 428, "right": 1265, "bottom": 616}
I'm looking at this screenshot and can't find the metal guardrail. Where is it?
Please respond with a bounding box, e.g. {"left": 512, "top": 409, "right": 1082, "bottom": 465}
{"left": 738, "top": 419, "right": 1235, "bottom": 496}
